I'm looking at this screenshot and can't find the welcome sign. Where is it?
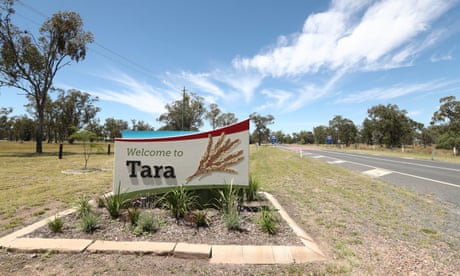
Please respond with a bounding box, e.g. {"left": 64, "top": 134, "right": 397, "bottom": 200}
{"left": 113, "top": 119, "right": 249, "bottom": 194}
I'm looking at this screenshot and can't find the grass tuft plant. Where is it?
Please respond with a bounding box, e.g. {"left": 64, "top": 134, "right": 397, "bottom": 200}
{"left": 256, "top": 207, "right": 280, "bottom": 235}
{"left": 79, "top": 212, "right": 98, "bottom": 233}
{"left": 214, "top": 181, "right": 242, "bottom": 230}
{"left": 224, "top": 207, "right": 241, "bottom": 230}
{"left": 214, "top": 181, "right": 242, "bottom": 214}
{"left": 127, "top": 207, "right": 141, "bottom": 226}
{"left": 76, "top": 195, "right": 92, "bottom": 218}
{"left": 161, "top": 185, "right": 199, "bottom": 219}
{"left": 245, "top": 175, "right": 260, "bottom": 201}
{"left": 47, "top": 215, "right": 64, "bottom": 233}
{"left": 190, "top": 210, "right": 210, "bottom": 228}
{"left": 104, "top": 183, "right": 130, "bottom": 219}
{"left": 132, "top": 212, "right": 161, "bottom": 235}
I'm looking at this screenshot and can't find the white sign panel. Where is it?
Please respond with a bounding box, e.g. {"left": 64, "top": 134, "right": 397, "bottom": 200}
{"left": 113, "top": 119, "right": 249, "bottom": 194}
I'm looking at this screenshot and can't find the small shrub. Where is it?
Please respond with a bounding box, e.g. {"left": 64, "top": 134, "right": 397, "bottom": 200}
{"left": 133, "top": 212, "right": 160, "bottom": 235}
{"left": 47, "top": 215, "right": 64, "bottom": 233}
{"left": 127, "top": 207, "right": 141, "bottom": 226}
{"left": 161, "top": 186, "right": 198, "bottom": 219}
{"left": 79, "top": 212, "right": 98, "bottom": 233}
{"left": 76, "top": 195, "right": 92, "bottom": 218}
{"left": 190, "top": 210, "right": 210, "bottom": 228}
{"left": 245, "top": 175, "right": 260, "bottom": 201}
{"left": 224, "top": 208, "right": 241, "bottom": 230}
{"left": 257, "top": 208, "right": 280, "bottom": 235}
{"left": 214, "top": 181, "right": 241, "bottom": 215}
{"left": 104, "top": 184, "right": 130, "bottom": 219}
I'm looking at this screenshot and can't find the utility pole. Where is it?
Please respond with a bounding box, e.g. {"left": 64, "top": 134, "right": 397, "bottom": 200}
{"left": 181, "top": 87, "right": 186, "bottom": 130}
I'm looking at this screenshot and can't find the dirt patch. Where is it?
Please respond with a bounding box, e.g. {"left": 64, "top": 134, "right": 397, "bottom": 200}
{"left": 61, "top": 168, "right": 110, "bottom": 175}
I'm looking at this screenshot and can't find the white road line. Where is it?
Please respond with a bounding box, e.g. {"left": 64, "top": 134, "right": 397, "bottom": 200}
{"left": 392, "top": 171, "right": 460, "bottom": 189}
{"left": 312, "top": 155, "right": 325, "bottom": 159}
{"left": 363, "top": 168, "right": 392, "bottom": 178}
{"left": 320, "top": 155, "right": 460, "bottom": 189}
{"left": 327, "top": 160, "right": 346, "bottom": 164}
{"left": 325, "top": 151, "right": 460, "bottom": 173}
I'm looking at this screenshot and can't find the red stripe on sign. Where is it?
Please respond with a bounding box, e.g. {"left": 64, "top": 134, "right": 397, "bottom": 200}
{"left": 115, "top": 118, "right": 249, "bottom": 142}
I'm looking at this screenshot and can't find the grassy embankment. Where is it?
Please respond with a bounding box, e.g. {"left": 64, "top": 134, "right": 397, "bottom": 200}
{"left": 251, "top": 145, "right": 459, "bottom": 273}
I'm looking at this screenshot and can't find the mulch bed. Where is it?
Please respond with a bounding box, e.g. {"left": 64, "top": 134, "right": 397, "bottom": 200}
{"left": 24, "top": 195, "right": 304, "bottom": 246}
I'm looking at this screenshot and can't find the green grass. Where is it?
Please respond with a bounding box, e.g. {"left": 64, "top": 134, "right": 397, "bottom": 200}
{"left": 0, "top": 142, "right": 113, "bottom": 234}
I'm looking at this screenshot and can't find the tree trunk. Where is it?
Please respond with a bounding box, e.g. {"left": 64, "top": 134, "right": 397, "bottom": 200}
{"left": 35, "top": 92, "right": 46, "bottom": 154}
{"left": 36, "top": 108, "right": 44, "bottom": 153}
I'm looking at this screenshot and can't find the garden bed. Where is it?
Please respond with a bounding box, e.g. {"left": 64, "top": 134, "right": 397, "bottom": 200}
{"left": 23, "top": 193, "right": 303, "bottom": 246}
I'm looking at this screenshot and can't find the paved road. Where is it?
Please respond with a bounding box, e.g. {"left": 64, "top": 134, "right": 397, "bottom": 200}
{"left": 287, "top": 147, "right": 460, "bottom": 206}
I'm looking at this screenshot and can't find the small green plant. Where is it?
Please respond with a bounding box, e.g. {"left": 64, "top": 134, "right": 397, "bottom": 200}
{"left": 79, "top": 212, "right": 98, "bottom": 233}
{"left": 161, "top": 185, "right": 198, "bottom": 219}
{"left": 127, "top": 207, "right": 141, "bottom": 226}
{"left": 245, "top": 175, "right": 260, "bottom": 201}
{"left": 190, "top": 210, "right": 210, "bottom": 228}
{"left": 68, "top": 129, "right": 100, "bottom": 169}
{"left": 214, "top": 181, "right": 242, "bottom": 214}
{"left": 104, "top": 183, "right": 130, "bottom": 219}
{"left": 76, "top": 195, "right": 92, "bottom": 218}
{"left": 256, "top": 208, "right": 280, "bottom": 235}
{"left": 132, "top": 212, "right": 160, "bottom": 235}
{"left": 214, "top": 181, "right": 242, "bottom": 230}
{"left": 47, "top": 215, "right": 64, "bottom": 233}
{"left": 224, "top": 208, "right": 240, "bottom": 230}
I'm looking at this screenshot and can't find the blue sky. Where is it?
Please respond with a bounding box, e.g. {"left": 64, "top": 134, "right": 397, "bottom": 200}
{"left": 1, "top": 0, "right": 460, "bottom": 134}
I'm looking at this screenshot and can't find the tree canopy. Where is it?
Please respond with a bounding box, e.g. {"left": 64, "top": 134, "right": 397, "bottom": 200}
{"left": 0, "top": 1, "right": 93, "bottom": 152}
{"left": 249, "top": 112, "right": 274, "bottom": 144}
{"left": 157, "top": 91, "right": 206, "bottom": 131}
{"left": 431, "top": 96, "right": 460, "bottom": 148}
{"left": 361, "top": 104, "right": 422, "bottom": 147}
{"left": 329, "top": 115, "right": 358, "bottom": 146}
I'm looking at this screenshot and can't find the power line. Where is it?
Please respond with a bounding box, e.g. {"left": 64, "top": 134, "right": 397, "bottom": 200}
{"left": 92, "top": 42, "right": 155, "bottom": 77}
{"left": 15, "top": 0, "right": 157, "bottom": 79}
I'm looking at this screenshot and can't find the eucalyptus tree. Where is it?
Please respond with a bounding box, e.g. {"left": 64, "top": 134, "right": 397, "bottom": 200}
{"left": 54, "top": 89, "right": 100, "bottom": 141}
{"left": 104, "top": 118, "right": 128, "bottom": 140}
{"left": 131, "top": 119, "right": 154, "bottom": 131}
{"left": 157, "top": 91, "right": 206, "bottom": 131}
{"left": 362, "top": 104, "right": 421, "bottom": 147}
{"left": 431, "top": 96, "right": 460, "bottom": 149}
{"left": 313, "top": 125, "right": 329, "bottom": 144}
{"left": 0, "top": 1, "right": 93, "bottom": 153}
{"left": 205, "top": 103, "right": 221, "bottom": 129}
{"left": 217, "top": 112, "right": 238, "bottom": 128}
{"left": 0, "top": 106, "right": 12, "bottom": 139}
{"left": 329, "top": 115, "right": 358, "bottom": 146}
{"left": 249, "top": 112, "right": 274, "bottom": 145}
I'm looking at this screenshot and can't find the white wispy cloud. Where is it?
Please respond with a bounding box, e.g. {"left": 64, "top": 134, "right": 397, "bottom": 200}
{"left": 88, "top": 0, "right": 456, "bottom": 117}
{"left": 233, "top": 0, "right": 453, "bottom": 77}
{"left": 214, "top": 70, "right": 263, "bottom": 103}
{"left": 258, "top": 89, "right": 294, "bottom": 111}
{"left": 336, "top": 79, "right": 458, "bottom": 104}
{"left": 91, "top": 71, "right": 168, "bottom": 115}
{"left": 178, "top": 71, "right": 226, "bottom": 98}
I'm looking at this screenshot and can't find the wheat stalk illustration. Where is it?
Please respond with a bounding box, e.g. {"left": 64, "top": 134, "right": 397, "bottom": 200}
{"left": 186, "top": 132, "right": 244, "bottom": 183}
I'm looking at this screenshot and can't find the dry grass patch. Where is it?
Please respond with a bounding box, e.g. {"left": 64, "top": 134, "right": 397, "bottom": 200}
{"left": 0, "top": 142, "right": 113, "bottom": 235}
{"left": 250, "top": 145, "right": 460, "bottom": 274}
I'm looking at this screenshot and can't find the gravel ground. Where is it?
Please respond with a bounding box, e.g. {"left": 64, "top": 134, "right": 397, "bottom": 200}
{"left": 23, "top": 197, "right": 304, "bottom": 246}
